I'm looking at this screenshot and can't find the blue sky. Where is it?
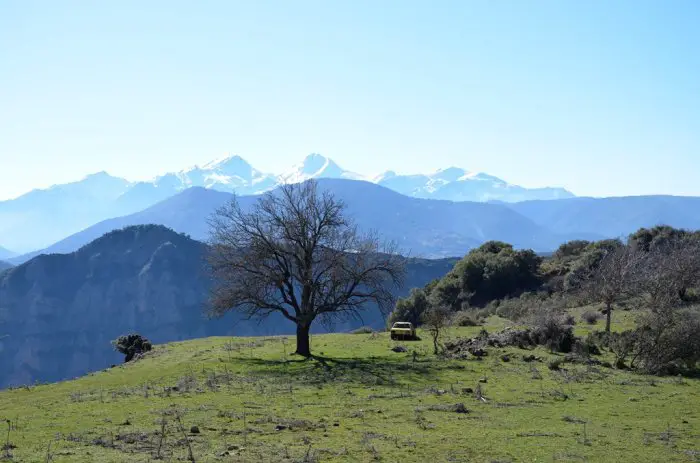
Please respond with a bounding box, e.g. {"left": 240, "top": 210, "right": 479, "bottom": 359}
{"left": 1, "top": 0, "right": 698, "bottom": 200}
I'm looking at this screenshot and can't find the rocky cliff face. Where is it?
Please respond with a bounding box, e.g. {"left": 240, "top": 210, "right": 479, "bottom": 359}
{"left": 0, "top": 225, "right": 215, "bottom": 387}
{"left": 0, "top": 225, "right": 455, "bottom": 388}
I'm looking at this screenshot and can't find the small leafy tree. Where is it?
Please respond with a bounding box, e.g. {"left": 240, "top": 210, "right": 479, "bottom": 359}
{"left": 389, "top": 287, "right": 430, "bottom": 326}
{"left": 422, "top": 306, "right": 451, "bottom": 355}
{"left": 112, "top": 334, "right": 152, "bottom": 363}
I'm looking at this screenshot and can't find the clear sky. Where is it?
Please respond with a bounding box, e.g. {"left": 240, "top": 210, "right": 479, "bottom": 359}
{"left": 1, "top": 0, "right": 698, "bottom": 200}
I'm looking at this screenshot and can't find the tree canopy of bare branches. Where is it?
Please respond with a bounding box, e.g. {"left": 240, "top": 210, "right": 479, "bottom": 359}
{"left": 638, "top": 235, "right": 700, "bottom": 309}
{"left": 570, "top": 243, "right": 645, "bottom": 332}
{"left": 206, "top": 180, "right": 405, "bottom": 357}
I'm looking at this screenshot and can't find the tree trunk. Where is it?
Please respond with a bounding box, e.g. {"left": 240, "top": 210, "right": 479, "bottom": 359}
{"left": 605, "top": 303, "right": 612, "bottom": 333}
{"left": 295, "top": 323, "right": 311, "bottom": 357}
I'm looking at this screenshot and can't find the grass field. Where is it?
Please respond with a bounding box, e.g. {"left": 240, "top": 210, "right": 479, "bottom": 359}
{"left": 1, "top": 316, "right": 698, "bottom": 462}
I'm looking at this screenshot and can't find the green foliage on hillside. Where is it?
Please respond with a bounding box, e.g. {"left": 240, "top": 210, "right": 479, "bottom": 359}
{"left": 396, "top": 227, "right": 700, "bottom": 323}
{"left": 391, "top": 226, "right": 700, "bottom": 375}
{"left": 413, "top": 241, "right": 543, "bottom": 314}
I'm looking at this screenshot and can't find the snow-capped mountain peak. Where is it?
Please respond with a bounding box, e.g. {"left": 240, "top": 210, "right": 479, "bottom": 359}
{"left": 114, "top": 152, "right": 574, "bottom": 208}
{"left": 279, "top": 153, "right": 365, "bottom": 184}
{"left": 432, "top": 167, "right": 468, "bottom": 182}
{"left": 201, "top": 154, "right": 253, "bottom": 175}
{"left": 373, "top": 170, "right": 398, "bottom": 182}
{"left": 300, "top": 153, "right": 332, "bottom": 174}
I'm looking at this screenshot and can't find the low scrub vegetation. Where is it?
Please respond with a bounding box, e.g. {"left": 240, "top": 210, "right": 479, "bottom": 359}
{"left": 581, "top": 310, "right": 602, "bottom": 325}
{"left": 389, "top": 226, "right": 700, "bottom": 376}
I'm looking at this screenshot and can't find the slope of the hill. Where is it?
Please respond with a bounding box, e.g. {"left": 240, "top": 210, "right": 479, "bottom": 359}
{"left": 0, "top": 224, "right": 456, "bottom": 388}
{"left": 11, "top": 179, "right": 579, "bottom": 264}
{"left": 0, "top": 260, "right": 13, "bottom": 272}
{"left": 0, "top": 325, "right": 697, "bottom": 462}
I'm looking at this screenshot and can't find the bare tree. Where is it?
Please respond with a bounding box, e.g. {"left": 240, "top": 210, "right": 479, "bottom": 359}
{"left": 421, "top": 306, "right": 451, "bottom": 355}
{"left": 206, "top": 180, "right": 405, "bottom": 357}
{"left": 658, "top": 237, "right": 700, "bottom": 303}
{"left": 572, "top": 245, "right": 644, "bottom": 332}
{"left": 637, "top": 237, "right": 700, "bottom": 311}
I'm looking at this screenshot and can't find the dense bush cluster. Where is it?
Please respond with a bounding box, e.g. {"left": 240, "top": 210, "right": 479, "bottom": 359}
{"left": 112, "top": 333, "right": 153, "bottom": 363}
{"left": 389, "top": 225, "right": 700, "bottom": 375}
{"left": 451, "top": 311, "right": 481, "bottom": 327}
{"left": 390, "top": 241, "right": 542, "bottom": 326}
{"left": 389, "top": 287, "right": 431, "bottom": 326}
{"left": 527, "top": 310, "right": 576, "bottom": 353}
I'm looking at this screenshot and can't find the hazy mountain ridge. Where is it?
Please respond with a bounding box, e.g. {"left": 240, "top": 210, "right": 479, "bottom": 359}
{"left": 5, "top": 154, "right": 700, "bottom": 258}
{"left": 0, "top": 172, "right": 135, "bottom": 252}
{"left": 375, "top": 167, "right": 573, "bottom": 202}
{"left": 0, "top": 245, "right": 14, "bottom": 260}
{"left": 0, "top": 225, "right": 457, "bottom": 388}
{"left": 507, "top": 195, "right": 700, "bottom": 238}
{"left": 10, "top": 179, "right": 582, "bottom": 264}
{"left": 0, "top": 154, "right": 574, "bottom": 252}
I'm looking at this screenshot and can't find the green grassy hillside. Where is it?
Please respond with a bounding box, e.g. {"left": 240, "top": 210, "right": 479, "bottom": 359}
{"left": 1, "top": 318, "right": 698, "bottom": 462}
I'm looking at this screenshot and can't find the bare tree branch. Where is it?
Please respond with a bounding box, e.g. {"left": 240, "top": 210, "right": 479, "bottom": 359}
{"left": 570, "top": 244, "right": 645, "bottom": 332}
{"left": 205, "top": 180, "right": 406, "bottom": 356}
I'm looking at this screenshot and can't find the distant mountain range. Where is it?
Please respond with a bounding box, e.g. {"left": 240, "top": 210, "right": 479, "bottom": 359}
{"left": 0, "top": 225, "right": 456, "bottom": 388}
{"left": 0, "top": 245, "right": 14, "bottom": 260}
{"left": 3, "top": 153, "right": 700, "bottom": 259}
{"left": 10, "top": 177, "right": 700, "bottom": 266}
{"left": 0, "top": 154, "right": 573, "bottom": 252}
{"left": 375, "top": 168, "right": 572, "bottom": 203}
{"left": 10, "top": 179, "right": 593, "bottom": 265}
{"left": 506, "top": 196, "right": 700, "bottom": 239}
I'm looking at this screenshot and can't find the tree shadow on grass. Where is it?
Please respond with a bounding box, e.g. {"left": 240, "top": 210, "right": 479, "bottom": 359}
{"left": 225, "top": 354, "right": 452, "bottom": 387}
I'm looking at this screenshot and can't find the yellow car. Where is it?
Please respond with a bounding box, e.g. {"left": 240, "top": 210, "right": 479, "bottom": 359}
{"left": 390, "top": 322, "right": 416, "bottom": 340}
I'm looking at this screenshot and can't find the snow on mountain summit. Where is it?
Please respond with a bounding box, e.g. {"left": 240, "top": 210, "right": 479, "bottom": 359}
{"left": 279, "top": 153, "right": 365, "bottom": 184}
{"left": 200, "top": 155, "right": 255, "bottom": 177}
{"left": 105, "top": 152, "right": 575, "bottom": 207}
{"left": 146, "top": 154, "right": 277, "bottom": 194}
{"left": 432, "top": 167, "right": 469, "bottom": 182}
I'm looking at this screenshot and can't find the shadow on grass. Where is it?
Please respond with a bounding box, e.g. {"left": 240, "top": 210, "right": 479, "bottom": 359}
{"left": 225, "top": 353, "right": 454, "bottom": 387}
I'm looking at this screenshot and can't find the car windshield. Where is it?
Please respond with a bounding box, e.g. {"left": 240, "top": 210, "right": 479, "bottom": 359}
{"left": 394, "top": 323, "right": 411, "bottom": 328}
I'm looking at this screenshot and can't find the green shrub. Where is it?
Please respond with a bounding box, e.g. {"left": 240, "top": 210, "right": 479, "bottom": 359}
{"left": 529, "top": 311, "right": 575, "bottom": 353}
{"left": 389, "top": 287, "right": 430, "bottom": 327}
{"left": 452, "top": 311, "right": 480, "bottom": 327}
{"left": 112, "top": 333, "right": 153, "bottom": 363}
{"left": 430, "top": 241, "right": 543, "bottom": 310}
{"left": 581, "top": 310, "right": 601, "bottom": 325}
{"left": 548, "top": 358, "right": 564, "bottom": 371}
